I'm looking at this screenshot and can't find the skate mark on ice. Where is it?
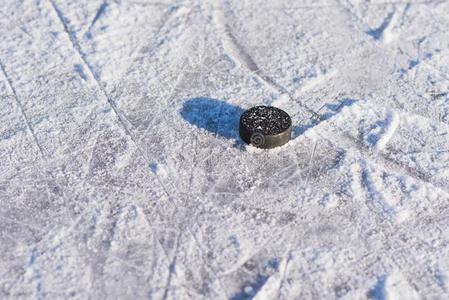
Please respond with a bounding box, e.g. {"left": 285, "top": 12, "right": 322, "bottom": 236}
{"left": 368, "top": 275, "right": 387, "bottom": 300}
{"left": 85, "top": 1, "right": 109, "bottom": 37}
{"left": 230, "top": 258, "right": 280, "bottom": 300}
{"left": 48, "top": 0, "right": 153, "bottom": 169}
{"left": 0, "top": 215, "right": 45, "bottom": 234}
{"left": 212, "top": 4, "right": 292, "bottom": 98}
{"left": 368, "top": 3, "right": 411, "bottom": 44}
{"left": 434, "top": 268, "right": 447, "bottom": 292}
{"left": 28, "top": 247, "right": 45, "bottom": 300}
{"left": 162, "top": 231, "right": 182, "bottom": 300}
{"left": 276, "top": 251, "right": 293, "bottom": 299}
{"left": 48, "top": 0, "right": 101, "bottom": 81}
{"left": 338, "top": 0, "right": 401, "bottom": 44}
{"left": 222, "top": 24, "right": 289, "bottom": 96}
{"left": 294, "top": 101, "right": 446, "bottom": 194}
{"left": 89, "top": 204, "right": 121, "bottom": 296}
{"left": 215, "top": 1, "right": 343, "bottom": 123}
{"left": 318, "top": 98, "right": 358, "bottom": 121}
{"left": 146, "top": 164, "right": 230, "bottom": 298}
{"left": 361, "top": 165, "right": 395, "bottom": 217}
{"left": 305, "top": 141, "right": 317, "bottom": 185}
{"left": 366, "top": 10, "right": 396, "bottom": 42}
{"left": 292, "top": 98, "right": 358, "bottom": 137}
{"left": 74, "top": 64, "right": 88, "bottom": 81}
{"left": 188, "top": 135, "right": 198, "bottom": 193}
{"left": 0, "top": 9, "right": 33, "bottom": 39}
{"left": 211, "top": 6, "right": 260, "bottom": 76}
{"left": 359, "top": 111, "right": 400, "bottom": 151}
{"left": 375, "top": 111, "right": 400, "bottom": 151}
{"left": 0, "top": 60, "right": 46, "bottom": 159}
{"left": 111, "top": 3, "right": 187, "bottom": 82}
{"left": 349, "top": 129, "right": 442, "bottom": 193}
{"left": 299, "top": 69, "right": 338, "bottom": 93}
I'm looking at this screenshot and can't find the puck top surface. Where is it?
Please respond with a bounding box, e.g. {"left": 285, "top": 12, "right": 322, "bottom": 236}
{"left": 240, "top": 106, "right": 292, "bottom": 135}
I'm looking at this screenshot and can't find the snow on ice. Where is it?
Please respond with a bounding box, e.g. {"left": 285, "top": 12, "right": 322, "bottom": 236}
{"left": 0, "top": 0, "right": 449, "bottom": 299}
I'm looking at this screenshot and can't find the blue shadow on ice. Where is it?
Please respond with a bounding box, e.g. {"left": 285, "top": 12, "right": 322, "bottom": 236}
{"left": 181, "top": 97, "right": 245, "bottom": 142}
{"left": 292, "top": 98, "right": 357, "bottom": 137}
{"left": 181, "top": 97, "right": 357, "bottom": 147}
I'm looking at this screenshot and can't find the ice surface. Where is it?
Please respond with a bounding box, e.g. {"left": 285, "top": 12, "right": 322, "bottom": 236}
{"left": 1, "top": 0, "right": 449, "bottom": 299}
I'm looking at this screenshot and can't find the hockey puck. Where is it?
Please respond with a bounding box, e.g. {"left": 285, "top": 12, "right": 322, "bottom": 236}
{"left": 239, "top": 106, "right": 292, "bottom": 149}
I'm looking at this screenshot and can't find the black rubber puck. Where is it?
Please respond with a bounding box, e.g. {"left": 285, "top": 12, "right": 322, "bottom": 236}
{"left": 239, "top": 106, "right": 292, "bottom": 149}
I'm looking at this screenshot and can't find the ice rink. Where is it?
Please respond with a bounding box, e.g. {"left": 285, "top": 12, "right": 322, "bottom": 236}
{"left": 1, "top": 0, "right": 449, "bottom": 298}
